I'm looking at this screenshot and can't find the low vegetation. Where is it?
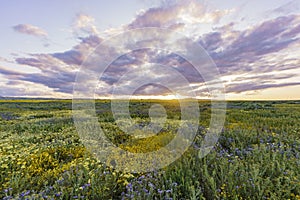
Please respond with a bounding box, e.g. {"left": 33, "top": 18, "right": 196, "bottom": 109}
{"left": 0, "top": 100, "right": 299, "bottom": 199}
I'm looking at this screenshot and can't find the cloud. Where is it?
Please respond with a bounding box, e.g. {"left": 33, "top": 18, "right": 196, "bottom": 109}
{"left": 1, "top": 34, "right": 104, "bottom": 96}
{"left": 204, "top": 14, "right": 300, "bottom": 75}
{"left": 73, "top": 14, "right": 99, "bottom": 35}
{"left": 0, "top": 66, "right": 23, "bottom": 76}
{"left": 52, "top": 50, "right": 83, "bottom": 66}
{"left": 1, "top": 2, "right": 300, "bottom": 98}
{"left": 11, "top": 53, "right": 78, "bottom": 94}
{"left": 14, "top": 55, "right": 77, "bottom": 94}
{"left": 232, "top": 73, "right": 297, "bottom": 82}
{"left": 128, "top": 0, "right": 232, "bottom": 29}
{"left": 0, "top": 80, "right": 70, "bottom": 98}
{"left": 198, "top": 32, "right": 223, "bottom": 52}
{"left": 226, "top": 82, "right": 300, "bottom": 94}
{"left": 13, "top": 24, "right": 47, "bottom": 37}
{"left": 273, "top": 1, "right": 300, "bottom": 15}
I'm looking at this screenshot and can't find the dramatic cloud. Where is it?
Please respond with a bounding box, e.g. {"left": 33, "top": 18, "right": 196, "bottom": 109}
{"left": 0, "top": 80, "right": 69, "bottom": 98}
{"left": 10, "top": 54, "right": 77, "bottom": 94}
{"left": 0, "top": 34, "right": 104, "bottom": 97}
{"left": 13, "top": 24, "right": 47, "bottom": 37}
{"left": 1, "top": 1, "right": 300, "bottom": 98}
{"left": 128, "top": 0, "right": 232, "bottom": 29}
{"left": 202, "top": 15, "right": 300, "bottom": 75}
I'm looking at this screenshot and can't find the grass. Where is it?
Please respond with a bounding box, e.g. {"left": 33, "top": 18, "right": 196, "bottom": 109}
{"left": 0, "top": 99, "right": 299, "bottom": 199}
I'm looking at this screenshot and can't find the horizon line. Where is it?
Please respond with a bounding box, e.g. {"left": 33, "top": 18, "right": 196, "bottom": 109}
{"left": 1, "top": 96, "right": 300, "bottom": 102}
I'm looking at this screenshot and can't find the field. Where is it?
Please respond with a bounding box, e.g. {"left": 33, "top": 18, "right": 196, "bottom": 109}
{"left": 0, "top": 99, "right": 300, "bottom": 199}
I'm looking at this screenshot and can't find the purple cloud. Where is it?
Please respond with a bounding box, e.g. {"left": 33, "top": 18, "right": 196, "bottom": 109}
{"left": 205, "top": 15, "right": 300, "bottom": 75}
{"left": 1, "top": 2, "right": 300, "bottom": 98}
{"left": 13, "top": 24, "right": 47, "bottom": 37}
{"left": 273, "top": 1, "right": 300, "bottom": 15}
{"left": 226, "top": 82, "right": 300, "bottom": 94}
{"left": 128, "top": 0, "right": 229, "bottom": 29}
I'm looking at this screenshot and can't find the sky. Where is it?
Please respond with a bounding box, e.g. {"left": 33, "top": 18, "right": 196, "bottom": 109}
{"left": 0, "top": 0, "right": 300, "bottom": 100}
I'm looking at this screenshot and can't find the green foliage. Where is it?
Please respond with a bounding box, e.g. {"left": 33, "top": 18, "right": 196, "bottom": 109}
{"left": 0, "top": 100, "right": 300, "bottom": 199}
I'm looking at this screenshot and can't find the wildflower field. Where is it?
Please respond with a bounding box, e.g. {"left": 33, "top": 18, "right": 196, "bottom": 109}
{"left": 0, "top": 99, "right": 300, "bottom": 199}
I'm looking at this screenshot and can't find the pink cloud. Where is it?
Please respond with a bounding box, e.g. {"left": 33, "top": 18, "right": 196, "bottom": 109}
{"left": 13, "top": 24, "right": 47, "bottom": 37}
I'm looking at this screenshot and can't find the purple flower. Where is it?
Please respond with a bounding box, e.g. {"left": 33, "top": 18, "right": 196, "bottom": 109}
{"left": 55, "top": 192, "right": 62, "bottom": 197}
{"left": 228, "top": 137, "right": 234, "bottom": 143}
{"left": 56, "top": 178, "right": 64, "bottom": 184}
{"left": 148, "top": 182, "right": 155, "bottom": 188}
{"left": 20, "top": 191, "right": 30, "bottom": 197}
{"left": 143, "top": 188, "right": 149, "bottom": 193}
{"left": 125, "top": 194, "right": 134, "bottom": 198}
{"left": 139, "top": 175, "right": 145, "bottom": 179}
{"left": 126, "top": 183, "right": 133, "bottom": 192}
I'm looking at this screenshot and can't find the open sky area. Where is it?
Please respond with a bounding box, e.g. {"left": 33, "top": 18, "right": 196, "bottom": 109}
{"left": 0, "top": 0, "right": 299, "bottom": 100}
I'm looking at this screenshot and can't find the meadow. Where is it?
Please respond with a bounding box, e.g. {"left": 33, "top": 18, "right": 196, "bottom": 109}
{"left": 0, "top": 99, "right": 299, "bottom": 199}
